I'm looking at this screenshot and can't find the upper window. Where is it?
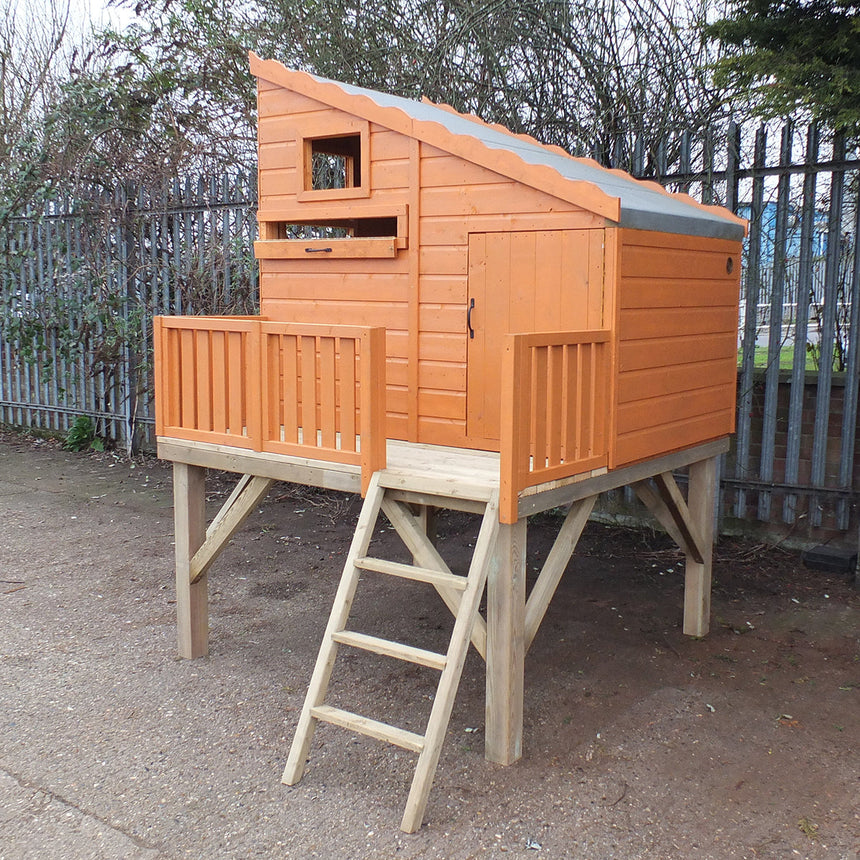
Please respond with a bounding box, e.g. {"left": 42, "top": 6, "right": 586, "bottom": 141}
{"left": 297, "top": 120, "right": 370, "bottom": 202}
{"left": 309, "top": 135, "right": 361, "bottom": 191}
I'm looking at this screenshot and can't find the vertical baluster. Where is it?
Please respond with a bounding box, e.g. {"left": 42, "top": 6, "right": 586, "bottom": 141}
{"left": 211, "top": 330, "right": 227, "bottom": 434}
{"left": 180, "top": 328, "right": 196, "bottom": 429}
{"left": 547, "top": 345, "right": 563, "bottom": 467}
{"left": 320, "top": 336, "right": 337, "bottom": 449}
{"left": 339, "top": 338, "right": 357, "bottom": 451}
{"left": 301, "top": 335, "right": 317, "bottom": 445}
{"left": 227, "top": 330, "right": 243, "bottom": 436}
{"left": 196, "top": 329, "right": 212, "bottom": 432}
{"left": 283, "top": 334, "right": 299, "bottom": 443}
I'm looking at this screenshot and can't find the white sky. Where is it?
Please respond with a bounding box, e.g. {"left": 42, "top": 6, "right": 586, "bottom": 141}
{"left": 25, "top": 0, "right": 135, "bottom": 35}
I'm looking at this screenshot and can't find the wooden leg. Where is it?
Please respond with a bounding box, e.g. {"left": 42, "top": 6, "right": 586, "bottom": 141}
{"left": 173, "top": 463, "right": 208, "bottom": 658}
{"left": 683, "top": 457, "right": 717, "bottom": 637}
{"left": 485, "top": 518, "right": 526, "bottom": 765}
{"left": 411, "top": 504, "right": 438, "bottom": 564}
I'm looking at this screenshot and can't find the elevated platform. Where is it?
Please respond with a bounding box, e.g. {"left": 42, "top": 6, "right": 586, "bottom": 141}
{"left": 160, "top": 433, "right": 726, "bottom": 831}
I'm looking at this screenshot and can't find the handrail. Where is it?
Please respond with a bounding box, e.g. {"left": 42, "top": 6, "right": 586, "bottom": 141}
{"left": 153, "top": 316, "right": 387, "bottom": 494}
{"left": 499, "top": 330, "right": 611, "bottom": 523}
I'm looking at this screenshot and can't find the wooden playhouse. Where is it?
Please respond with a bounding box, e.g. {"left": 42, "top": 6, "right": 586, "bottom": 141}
{"left": 153, "top": 54, "right": 746, "bottom": 831}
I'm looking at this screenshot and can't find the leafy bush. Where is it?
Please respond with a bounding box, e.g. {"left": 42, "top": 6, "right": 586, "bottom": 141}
{"left": 63, "top": 416, "right": 104, "bottom": 452}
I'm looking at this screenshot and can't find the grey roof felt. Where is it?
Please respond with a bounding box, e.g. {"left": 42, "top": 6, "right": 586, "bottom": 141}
{"left": 324, "top": 75, "right": 745, "bottom": 242}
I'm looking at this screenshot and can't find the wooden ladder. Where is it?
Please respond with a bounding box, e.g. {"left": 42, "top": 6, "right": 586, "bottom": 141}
{"left": 282, "top": 471, "right": 500, "bottom": 833}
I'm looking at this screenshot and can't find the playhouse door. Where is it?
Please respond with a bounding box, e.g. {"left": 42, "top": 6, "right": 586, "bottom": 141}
{"left": 466, "top": 229, "right": 605, "bottom": 444}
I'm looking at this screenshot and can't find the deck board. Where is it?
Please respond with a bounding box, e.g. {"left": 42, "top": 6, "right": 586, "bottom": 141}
{"left": 157, "top": 437, "right": 502, "bottom": 501}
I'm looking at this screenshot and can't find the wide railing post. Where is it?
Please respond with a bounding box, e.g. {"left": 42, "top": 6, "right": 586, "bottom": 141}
{"left": 500, "top": 335, "right": 529, "bottom": 524}
{"left": 152, "top": 316, "right": 166, "bottom": 437}
{"left": 360, "top": 326, "right": 388, "bottom": 495}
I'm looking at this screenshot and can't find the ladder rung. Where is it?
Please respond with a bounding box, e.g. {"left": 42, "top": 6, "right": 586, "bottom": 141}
{"left": 355, "top": 557, "right": 468, "bottom": 591}
{"left": 332, "top": 630, "right": 447, "bottom": 670}
{"left": 310, "top": 705, "right": 425, "bottom": 753}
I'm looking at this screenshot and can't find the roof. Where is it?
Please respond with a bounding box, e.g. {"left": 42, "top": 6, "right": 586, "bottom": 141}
{"left": 250, "top": 54, "right": 746, "bottom": 242}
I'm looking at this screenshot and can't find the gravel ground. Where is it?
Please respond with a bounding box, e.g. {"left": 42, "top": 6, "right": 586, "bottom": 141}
{"left": 0, "top": 432, "right": 858, "bottom": 859}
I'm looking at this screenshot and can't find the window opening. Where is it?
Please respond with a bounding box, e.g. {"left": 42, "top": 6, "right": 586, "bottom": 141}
{"left": 309, "top": 135, "right": 361, "bottom": 191}
{"left": 273, "top": 217, "right": 398, "bottom": 240}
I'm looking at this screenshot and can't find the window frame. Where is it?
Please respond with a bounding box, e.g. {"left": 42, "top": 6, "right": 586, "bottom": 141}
{"left": 295, "top": 118, "right": 371, "bottom": 202}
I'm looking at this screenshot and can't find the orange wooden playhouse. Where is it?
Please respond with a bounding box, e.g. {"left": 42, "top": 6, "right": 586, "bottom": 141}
{"left": 154, "top": 54, "right": 746, "bottom": 832}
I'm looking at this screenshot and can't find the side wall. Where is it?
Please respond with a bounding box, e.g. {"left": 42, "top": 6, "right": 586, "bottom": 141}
{"left": 612, "top": 229, "right": 742, "bottom": 467}
{"left": 256, "top": 77, "right": 604, "bottom": 448}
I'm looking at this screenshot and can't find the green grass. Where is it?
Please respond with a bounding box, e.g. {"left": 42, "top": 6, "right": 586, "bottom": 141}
{"left": 741, "top": 345, "right": 819, "bottom": 371}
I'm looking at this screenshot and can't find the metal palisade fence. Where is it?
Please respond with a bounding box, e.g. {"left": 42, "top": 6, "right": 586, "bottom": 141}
{"left": 606, "top": 120, "right": 860, "bottom": 538}
{"left": 0, "top": 122, "right": 858, "bottom": 541}
{"left": 0, "top": 174, "right": 258, "bottom": 454}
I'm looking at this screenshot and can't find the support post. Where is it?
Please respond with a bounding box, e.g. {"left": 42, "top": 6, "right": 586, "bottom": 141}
{"left": 411, "top": 504, "right": 438, "bottom": 565}
{"left": 683, "top": 457, "right": 717, "bottom": 637}
{"left": 174, "top": 463, "right": 208, "bottom": 658}
{"left": 485, "top": 517, "right": 526, "bottom": 765}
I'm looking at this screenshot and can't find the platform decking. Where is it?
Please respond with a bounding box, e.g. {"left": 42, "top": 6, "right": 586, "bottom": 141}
{"left": 158, "top": 435, "right": 723, "bottom": 520}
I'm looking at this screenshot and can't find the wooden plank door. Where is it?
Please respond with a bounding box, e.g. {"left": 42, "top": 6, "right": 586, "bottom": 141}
{"left": 466, "top": 230, "right": 605, "bottom": 445}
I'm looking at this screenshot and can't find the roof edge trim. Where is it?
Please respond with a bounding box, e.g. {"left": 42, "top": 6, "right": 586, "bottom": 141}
{"left": 250, "top": 53, "right": 620, "bottom": 221}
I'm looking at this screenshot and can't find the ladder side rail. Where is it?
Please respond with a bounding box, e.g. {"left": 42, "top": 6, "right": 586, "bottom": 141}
{"left": 282, "top": 472, "right": 386, "bottom": 785}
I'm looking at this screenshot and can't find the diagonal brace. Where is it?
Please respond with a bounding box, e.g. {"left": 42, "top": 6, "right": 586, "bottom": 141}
{"left": 524, "top": 496, "right": 595, "bottom": 651}
{"left": 189, "top": 475, "right": 274, "bottom": 584}
{"left": 648, "top": 472, "right": 706, "bottom": 564}
{"left": 631, "top": 479, "right": 686, "bottom": 550}
{"left": 381, "top": 497, "right": 488, "bottom": 660}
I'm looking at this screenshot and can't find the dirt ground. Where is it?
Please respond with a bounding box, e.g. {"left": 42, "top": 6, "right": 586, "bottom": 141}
{"left": 0, "top": 430, "right": 857, "bottom": 860}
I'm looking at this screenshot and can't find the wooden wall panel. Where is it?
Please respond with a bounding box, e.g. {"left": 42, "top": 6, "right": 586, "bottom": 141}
{"left": 260, "top": 272, "right": 407, "bottom": 303}
{"left": 616, "top": 359, "right": 734, "bottom": 403}
{"left": 418, "top": 275, "right": 468, "bottom": 304}
{"left": 369, "top": 129, "right": 411, "bottom": 161}
{"left": 256, "top": 85, "right": 610, "bottom": 450}
{"left": 421, "top": 182, "right": 581, "bottom": 218}
{"left": 419, "top": 305, "right": 465, "bottom": 333}
{"left": 417, "top": 416, "right": 466, "bottom": 447}
{"left": 262, "top": 256, "right": 410, "bottom": 277}
{"left": 370, "top": 160, "right": 410, "bottom": 190}
{"left": 614, "top": 410, "right": 735, "bottom": 467}
{"left": 613, "top": 229, "right": 742, "bottom": 467}
{"left": 260, "top": 298, "right": 408, "bottom": 330}
{"left": 618, "top": 306, "right": 739, "bottom": 340}
{"left": 414, "top": 144, "right": 602, "bottom": 448}
{"left": 420, "top": 154, "right": 507, "bottom": 188}
{"left": 418, "top": 361, "right": 466, "bottom": 390}
{"left": 258, "top": 86, "right": 333, "bottom": 116}
{"left": 619, "top": 332, "right": 735, "bottom": 373}
{"left": 420, "top": 212, "right": 603, "bottom": 246}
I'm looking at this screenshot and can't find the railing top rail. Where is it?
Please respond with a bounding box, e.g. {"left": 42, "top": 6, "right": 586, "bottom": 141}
{"left": 156, "top": 316, "right": 262, "bottom": 332}
{"left": 155, "top": 315, "right": 385, "bottom": 343}
{"left": 510, "top": 329, "right": 611, "bottom": 348}
{"left": 260, "top": 321, "right": 385, "bottom": 340}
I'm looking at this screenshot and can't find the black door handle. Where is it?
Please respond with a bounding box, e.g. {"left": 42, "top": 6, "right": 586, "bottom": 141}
{"left": 467, "top": 298, "right": 475, "bottom": 339}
